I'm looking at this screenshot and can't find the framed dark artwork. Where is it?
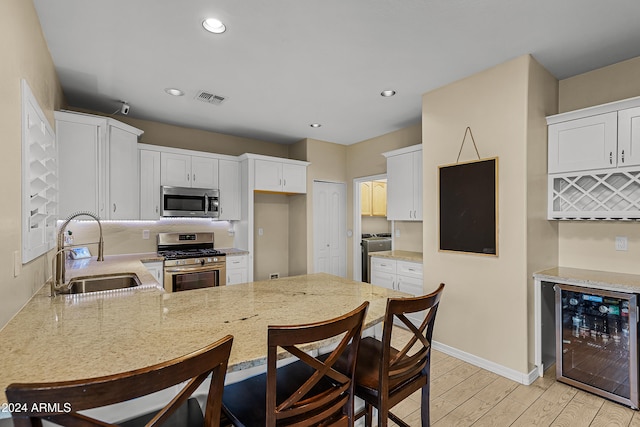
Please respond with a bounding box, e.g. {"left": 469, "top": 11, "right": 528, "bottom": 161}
{"left": 438, "top": 157, "right": 498, "bottom": 256}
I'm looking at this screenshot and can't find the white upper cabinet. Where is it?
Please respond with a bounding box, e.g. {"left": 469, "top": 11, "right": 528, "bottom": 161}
{"left": 384, "top": 144, "right": 422, "bottom": 221}
{"left": 139, "top": 149, "right": 161, "bottom": 220}
{"left": 219, "top": 159, "right": 241, "bottom": 220}
{"left": 546, "top": 96, "right": 640, "bottom": 220}
{"left": 618, "top": 106, "right": 640, "bottom": 168}
{"left": 160, "top": 152, "right": 219, "bottom": 188}
{"left": 548, "top": 112, "right": 617, "bottom": 173}
{"left": 547, "top": 97, "right": 640, "bottom": 174}
{"left": 191, "top": 155, "right": 219, "bottom": 188}
{"left": 56, "top": 111, "right": 143, "bottom": 220}
{"left": 254, "top": 158, "right": 308, "bottom": 194}
{"left": 108, "top": 126, "right": 140, "bottom": 219}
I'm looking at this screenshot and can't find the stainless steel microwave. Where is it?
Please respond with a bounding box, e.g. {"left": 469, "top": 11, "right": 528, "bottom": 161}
{"left": 161, "top": 186, "right": 220, "bottom": 218}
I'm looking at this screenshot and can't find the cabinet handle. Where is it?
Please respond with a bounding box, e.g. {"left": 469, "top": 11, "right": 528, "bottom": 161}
{"left": 187, "top": 173, "right": 190, "bottom": 181}
{"left": 155, "top": 206, "right": 159, "bottom": 213}
{"left": 193, "top": 174, "right": 196, "bottom": 182}
{"left": 113, "top": 203, "right": 116, "bottom": 213}
{"left": 610, "top": 151, "right": 613, "bottom": 164}
{"left": 622, "top": 149, "right": 625, "bottom": 163}
{"left": 284, "top": 179, "right": 287, "bottom": 187}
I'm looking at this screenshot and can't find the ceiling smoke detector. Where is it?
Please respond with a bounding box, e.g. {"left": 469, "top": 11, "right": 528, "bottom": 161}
{"left": 195, "top": 90, "right": 227, "bottom": 105}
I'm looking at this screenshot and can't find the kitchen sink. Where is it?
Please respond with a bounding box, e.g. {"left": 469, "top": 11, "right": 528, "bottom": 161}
{"left": 64, "top": 274, "right": 141, "bottom": 294}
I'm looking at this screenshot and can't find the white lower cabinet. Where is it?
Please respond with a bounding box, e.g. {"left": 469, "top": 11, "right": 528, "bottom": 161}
{"left": 226, "top": 255, "right": 248, "bottom": 285}
{"left": 142, "top": 260, "right": 164, "bottom": 289}
{"left": 370, "top": 257, "right": 424, "bottom": 326}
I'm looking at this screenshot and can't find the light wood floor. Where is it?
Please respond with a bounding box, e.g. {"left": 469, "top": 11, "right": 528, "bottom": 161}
{"left": 386, "top": 328, "right": 640, "bottom": 426}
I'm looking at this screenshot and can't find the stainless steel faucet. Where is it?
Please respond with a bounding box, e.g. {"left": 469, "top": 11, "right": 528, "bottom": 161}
{"left": 52, "top": 211, "right": 104, "bottom": 296}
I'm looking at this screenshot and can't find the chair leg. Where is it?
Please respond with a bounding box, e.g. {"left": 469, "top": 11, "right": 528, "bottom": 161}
{"left": 377, "top": 405, "right": 388, "bottom": 427}
{"left": 364, "top": 403, "right": 373, "bottom": 427}
{"left": 421, "top": 383, "right": 430, "bottom": 427}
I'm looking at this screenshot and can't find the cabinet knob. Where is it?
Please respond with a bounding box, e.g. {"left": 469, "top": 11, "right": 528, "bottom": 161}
{"left": 622, "top": 149, "right": 625, "bottom": 163}
{"left": 610, "top": 151, "right": 613, "bottom": 164}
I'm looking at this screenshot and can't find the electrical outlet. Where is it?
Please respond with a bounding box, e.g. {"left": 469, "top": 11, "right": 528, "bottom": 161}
{"left": 142, "top": 230, "right": 150, "bottom": 240}
{"left": 258, "top": 228, "right": 264, "bottom": 236}
{"left": 395, "top": 229, "right": 401, "bottom": 237}
{"left": 270, "top": 273, "right": 279, "bottom": 279}
{"left": 615, "top": 236, "right": 628, "bottom": 251}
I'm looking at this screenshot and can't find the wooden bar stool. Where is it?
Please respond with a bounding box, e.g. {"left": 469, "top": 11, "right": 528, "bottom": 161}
{"left": 221, "top": 302, "right": 369, "bottom": 427}
{"left": 5, "top": 334, "right": 233, "bottom": 427}
{"left": 348, "top": 283, "right": 444, "bottom": 427}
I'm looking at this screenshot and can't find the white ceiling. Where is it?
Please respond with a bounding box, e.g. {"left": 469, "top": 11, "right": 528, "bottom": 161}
{"left": 33, "top": 0, "right": 640, "bottom": 145}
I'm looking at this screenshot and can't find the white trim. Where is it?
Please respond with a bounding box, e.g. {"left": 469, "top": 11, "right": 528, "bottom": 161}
{"left": 546, "top": 95, "right": 640, "bottom": 125}
{"left": 352, "top": 174, "right": 387, "bottom": 282}
{"left": 432, "top": 340, "right": 540, "bottom": 385}
{"left": 381, "top": 143, "right": 422, "bottom": 158}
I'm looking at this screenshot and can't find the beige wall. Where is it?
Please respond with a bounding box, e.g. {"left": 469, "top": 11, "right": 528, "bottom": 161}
{"left": 345, "top": 124, "right": 422, "bottom": 278}
{"left": 558, "top": 56, "right": 640, "bottom": 113}
{"left": 422, "top": 55, "right": 557, "bottom": 374}
{"left": 526, "top": 58, "right": 560, "bottom": 368}
{"left": 302, "top": 139, "right": 348, "bottom": 274}
{"left": 556, "top": 57, "right": 640, "bottom": 275}
{"left": 254, "top": 193, "right": 290, "bottom": 280}
{"left": 72, "top": 110, "right": 290, "bottom": 158}
{"left": 0, "top": 0, "right": 65, "bottom": 328}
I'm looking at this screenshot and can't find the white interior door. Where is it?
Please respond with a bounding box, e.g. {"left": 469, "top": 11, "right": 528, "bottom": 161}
{"left": 313, "top": 181, "right": 346, "bottom": 277}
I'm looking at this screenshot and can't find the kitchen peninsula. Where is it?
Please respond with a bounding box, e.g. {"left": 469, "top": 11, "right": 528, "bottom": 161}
{"left": 0, "top": 267, "right": 407, "bottom": 407}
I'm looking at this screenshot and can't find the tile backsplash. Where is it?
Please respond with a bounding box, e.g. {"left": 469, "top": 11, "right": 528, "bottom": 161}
{"left": 60, "top": 219, "right": 236, "bottom": 256}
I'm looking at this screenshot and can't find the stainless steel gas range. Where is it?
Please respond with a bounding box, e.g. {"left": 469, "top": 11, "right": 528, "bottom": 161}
{"left": 157, "top": 232, "right": 226, "bottom": 292}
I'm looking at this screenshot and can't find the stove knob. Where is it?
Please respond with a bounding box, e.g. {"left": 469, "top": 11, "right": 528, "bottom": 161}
{"left": 212, "top": 257, "right": 218, "bottom": 262}
{"left": 207, "top": 258, "right": 213, "bottom": 263}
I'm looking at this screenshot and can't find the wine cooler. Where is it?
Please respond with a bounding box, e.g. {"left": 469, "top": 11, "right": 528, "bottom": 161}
{"left": 555, "top": 284, "right": 638, "bottom": 408}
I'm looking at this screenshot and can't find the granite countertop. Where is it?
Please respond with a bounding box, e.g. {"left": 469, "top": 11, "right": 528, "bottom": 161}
{"left": 369, "top": 250, "right": 423, "bottom": 263}
{"left": 0, "top": 272, "right": 407, "bottom": 405}
{"left": 534, "top": 267, "right": 640, "bottom": 294}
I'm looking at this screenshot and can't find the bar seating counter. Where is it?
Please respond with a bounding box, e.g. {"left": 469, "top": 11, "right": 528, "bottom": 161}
{"left": 0, "top": 270, "right": 407, "bottom": 406}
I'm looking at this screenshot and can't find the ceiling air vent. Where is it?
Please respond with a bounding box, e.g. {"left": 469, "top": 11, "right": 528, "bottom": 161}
{"left": 195, "top": 90, "right": 227, "bottom": 105}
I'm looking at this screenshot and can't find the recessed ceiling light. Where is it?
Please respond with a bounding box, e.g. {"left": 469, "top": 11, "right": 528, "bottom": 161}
{"left": 381, "top": 90, "right": 396, "bottom": 97}
{"left": 310, "top": 123, "right": 322, "bottom": 128}
{"left": 202, "top": 18, "right": 226, "bottom": 34}
{"left": 165, "top": 88, "right": 184, "bottom": 96}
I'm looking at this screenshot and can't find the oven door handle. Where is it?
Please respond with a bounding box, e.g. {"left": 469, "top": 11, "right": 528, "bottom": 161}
{"left": 165, "top": 266, "right": 219, "bottom": 273}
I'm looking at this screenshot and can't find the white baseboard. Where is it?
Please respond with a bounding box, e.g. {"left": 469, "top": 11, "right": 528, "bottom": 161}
{"left": 432, "top": 340, "right": 539, "bottom": 385}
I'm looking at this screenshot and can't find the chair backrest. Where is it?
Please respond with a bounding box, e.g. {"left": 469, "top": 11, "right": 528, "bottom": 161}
{"left": 266, "top": 302, "right": 369, "bottom": 427}
{"left": 6, "top": 334, "right": 234, "bottom": 427}
{"left": 380, "top": 283, "right": 445, "bottom": 393}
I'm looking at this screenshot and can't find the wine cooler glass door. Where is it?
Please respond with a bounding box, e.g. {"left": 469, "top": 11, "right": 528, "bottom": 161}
{"left": 555, "top": 284, "right": 638, "bottom": 408}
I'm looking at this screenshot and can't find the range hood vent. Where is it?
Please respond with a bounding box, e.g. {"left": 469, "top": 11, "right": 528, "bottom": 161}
{"left": 195, "top": 90, "right": 227, "bottom": 105}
